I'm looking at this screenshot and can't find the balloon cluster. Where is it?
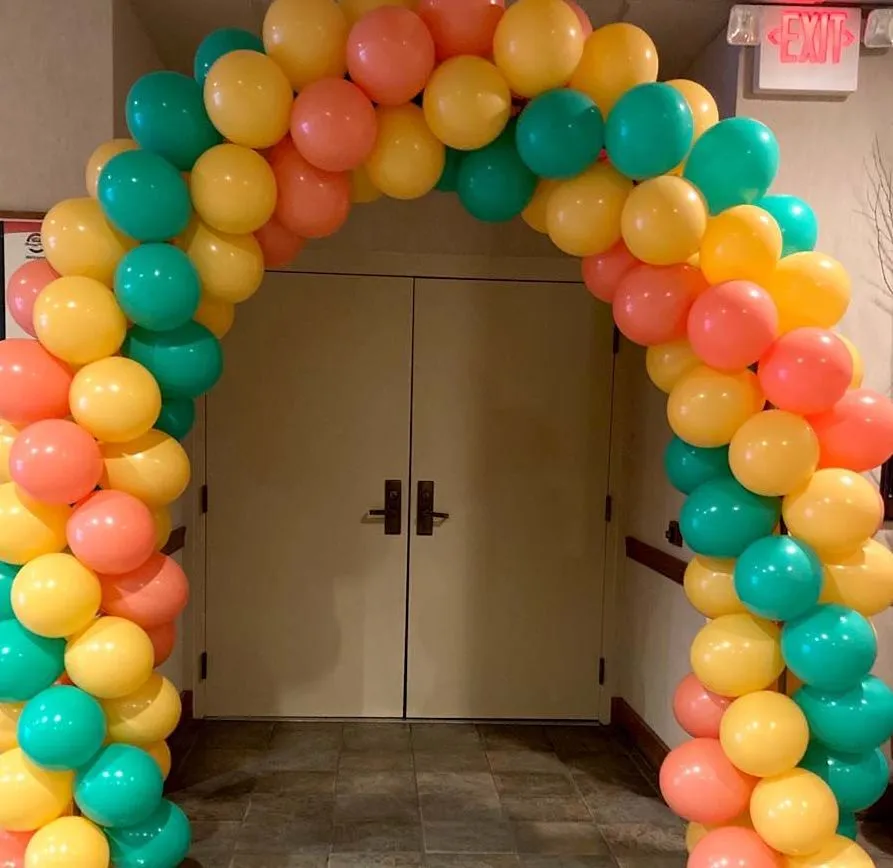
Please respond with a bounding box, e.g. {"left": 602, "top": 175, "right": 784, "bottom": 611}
{"left": 2, "top": 0, "right": 892, "bottom": 865}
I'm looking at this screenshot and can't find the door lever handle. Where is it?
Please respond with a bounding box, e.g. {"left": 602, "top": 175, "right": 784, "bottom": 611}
{"left": 416, "top": 480, "right": 449, "bottom": 536}
{"left": 365, "top": 479, "right": 402, "bottom": 535}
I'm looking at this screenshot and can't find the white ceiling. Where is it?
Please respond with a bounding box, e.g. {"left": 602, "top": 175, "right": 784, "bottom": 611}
{"left": 130, "top": 0, "right": 734, "bottom": 82}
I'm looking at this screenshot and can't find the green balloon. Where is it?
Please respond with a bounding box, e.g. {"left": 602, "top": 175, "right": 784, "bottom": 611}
{"left": 458, "top": 122, "right": 538, "bottom": 222}
{"left": 663, "top": 437, "right": 730, "bottom": 495}
{"left": 19, "top": 685, "right": 106, "bottom": 771}
{"left": 107, "top": 799, "right": 192, "bottom": 868}
{"left": 516, "top": 88, "right": 604, "bottom": 179}
{"left": 0, "top": 561, "right": 21, "bottom": 621}
{"left": 156, "top": 398, "right": 195, "bottom": 442}
{"left": 683, "top": 117, "right": 779, "bottom": 215}
{"left": 76, "top": 744, "right": 164, "bottom": 828}
{"left": 194, "top": 28, "right": 264, "bottom": 85}
{"left": 0, "top": 620, "right": 64, "bottom": 702}
{"left": 126, "top": 71, "right": 222, "bottom": 171}
{"left": 799, "top": 742, "right": 889, "bottom": 813}
{"left": 794, "top": 675, "right": 893, "bottom": 755}
{"left": 605, "top": 83, "right": 693, "bottom": 180}
{"left": 782, "top": 604, "right": 876, "bottom": 692}
{"left": 754, "top": 194, "right": 818, "bottom": 256}
{"left": 436, "top": 148, "right": 464, "bottom": 193}
{"left": 98, "top": 150, "right": 191, "bottom": 243}
{"left": 124, "top": 322, "right": 223, "bottom": 400}
{"left": 837, "top": 812, "right": 857, "bottom": 841}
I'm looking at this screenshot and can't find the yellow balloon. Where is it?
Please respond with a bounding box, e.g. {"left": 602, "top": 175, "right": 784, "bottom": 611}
{"left": 821, "top": 538, "right": 893, "bottom": 616}
{"left": 522, "top": 180, "right": 560, "bottom": 234}
{"left": 684, "top": 556, "right": 745, "bottom": 618}
{"left": 621, "top": 176, "right": 707, "bottom": 265}
{"left": 194, "top": 293, "right": 236, "bottom": 340}
{"left": 151, "top": 505, "right": 173, "bottom": 552}
{"left": 0, "top": 484, "right": 70, "bottom": 566}
{"left": 69, "top": 357, "right": 161, "bottom": 444}
{"left": 100, "top": 429, "right": 191, "bottom": 509}
{"left": 785, "top": 836, "right": 875, "bottom": 868}
{"left": 646, "top": 340, "right": 702, "bottom": 394}
{"left": 668, "top": 366, "right": 765, "bottom": 448}
{"left": 667, "top": 80, "right": 719, "bottom": 142}
{"left": 690, "top": 613, "right": 784, "bottom": 697}
{"left": 190, "top": 143, "right": 277, "bottom": 235}
{"left": 699, "top": 205, "right": 783, "bottom": 286}
{"left": 750, "top": 769, "right": 838, "bottom": 856}
{"left": 65, "top": 617, "right": 154, "bottom": 700}
{"left": 0, "top": 703, "right": 23, "bottom": 752}
{"left": 144, "top": 740, "right": 172, "bottom": 780}
{"left": 341, "top": 0, "right": 416, "bottom": 26}
{"left": 204, "top": 50, "right": 293, "bottom": 150}
{"left": 85, "top": 139, "right": 138, "bottom": 199}
{"left": 836, "top": 335, "right": 863, "bottom": 389}
{"left": 493, "top": 0, "right": 584, "bottom": 98}
{"left": 783, "top": 469, "right": 882, "bottom": 558}
{"left": 547, "top": 163, "right": 632, "bottom": 257}
{"left": 570, "top": 23, "right": 658, "bottom": 116}
{"left": 102, "top": 674, "right": 182, "bottom": 747}
{"left": 350, "top": 165, "right": 382, "bottom": 205}
{"left": 720, "top": 691, "right": 809, "bottom": 778}
{"left": 263, "top": 0, "right": 348, "bottom": 90}
{"left": 365, "top": 104, "right": 445, "bottom": 200}
{"left": 11, "top": 554, "right": 101, "bottom": 639}
{"left": 0, "top": 420, "right": 19, "bottom": 483}
{"left": 423, "top": 56, "right": 511, "bottom": 151}
{"left": 686, "top": 823, "right": 708, "bottom": 854}
{"left": 33, "top": 276, "right": 126, "bottom": 367}
{"left": 766, "top": 252, "right": 851, "bottom": 334}
{"left": 24, "top": 816, "right": 109, "bottom": 868}
{"left": 0, "top": 749, "right": 73, "bottom": 832}
{"left": 178, "top": 218, "right": 264, "bottom": 305}
{"left": 729, "top": 410, "right": 820, "bottom": 497}
{"left": 42, "top": 198, "right": 135, "bottom": 286}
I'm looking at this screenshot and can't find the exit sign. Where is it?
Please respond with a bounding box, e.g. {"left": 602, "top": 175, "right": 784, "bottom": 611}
{"left": 755, "top": 6, "right": 861, "bottom": 94}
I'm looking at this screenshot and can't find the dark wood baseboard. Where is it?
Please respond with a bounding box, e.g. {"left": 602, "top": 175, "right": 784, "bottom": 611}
{"left": 611, "top": 696, "right": 670, "bottom": 773}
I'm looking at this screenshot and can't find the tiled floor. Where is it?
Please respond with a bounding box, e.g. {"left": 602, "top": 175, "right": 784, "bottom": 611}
{"left": 168, "top": 721, "right": 893, "bottom": 868}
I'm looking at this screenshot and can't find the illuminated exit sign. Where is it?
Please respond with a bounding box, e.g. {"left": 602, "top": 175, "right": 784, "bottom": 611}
{"left": 755, "top": 6, "right": 861, "bottom": 94}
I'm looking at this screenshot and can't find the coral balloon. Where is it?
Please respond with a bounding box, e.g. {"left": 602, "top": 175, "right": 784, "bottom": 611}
{"left": 100, "top": 429, "right": 191, "bottom": 509}
{"left": 786, "top": 837, "right": 874, "bottom": 868}
{"left": 0, "top": 749, "right": 72, "bottom": 832}
{"left": 758, "top": 329, "right": 852, "bottom": 416}
{"left": 699, "top": 205, "right": 782, "bottom": 287}
{"left": 836, "top": 335, "right": 865, "bottom": 388}
{"left": 809, "top": 389, "right": 893, "bottom": 472}
{"left": 582, "top": 242, "right": 638, "bottom": 304}
{"left": 689, "top": 827, "right": 780, "bottom": 868}
{"left": 255, "top": 216, "right": 304, "bottom": 269}
{"left": 347, "top": 7, "right": 435, "bottom": 106}
{"left": 0, "top": 341, "right": 72, "bottom": 428}
{"left": 99, "top": 554, "right": 189, "bottom": 630}
{"left": 0, "top": 485, "right": 70, "bottom": 566}
{"left": 659, "top": 738, "right": 755, "bottom": 825}
{"left": 687, "top": 281, "right": 778, "bottom": 373}
{"left": 493, "top": 0, "right": 584, "bottom": 98}
{"left": 673, "top": 674, "right": 732, "bottom": 739}
{"left": 66, "top": 490, "right": 156, "bottom": 576}
{"left": 765, "top": 252, "right": 850, "bottom": 334}
{"left": 684, "top": 557, "right": 746, "bottom": 619}
{"left": 0, "top": 829, "right": 31, "bottom": 867}
{"left": 6, "top": 260, "right": 58, "bottom": 338}
{"left": 145, "top": 622, "right": 177, "bottom": 668}
{"left": 821, "top": 539, "right": 893, "bottom": 617}
{"left": 101, "top": 674, "right": 181, "bottom": 747}
{"left": 24, "top": 816, "right": 109, "bottom": 868}
{"left": 646, "top": 340, "right": 701, "bottom": 394}
{"left": 417, "top": 0, "right": 505, "bottom": 60}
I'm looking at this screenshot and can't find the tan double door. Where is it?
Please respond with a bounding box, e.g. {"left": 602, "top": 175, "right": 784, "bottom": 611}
{"left": 205, "top": 273, "right": 613, "bottom": 720}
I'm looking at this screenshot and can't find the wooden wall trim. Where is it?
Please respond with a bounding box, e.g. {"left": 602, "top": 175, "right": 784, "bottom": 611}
{"left": 625, "top": 536, "right": 686, "bottom": 587}
{"left": 611, "top": 696, "right": 670, "bottom": 773}
{"left": 0, "top": 210, "right": 45, "bottom": 221}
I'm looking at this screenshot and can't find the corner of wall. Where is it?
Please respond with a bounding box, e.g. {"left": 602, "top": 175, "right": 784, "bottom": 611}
{"left": 682, "top": 28, "right": 741, "bottom": 119}
{"left": 111, "top": 0, "right": 164, "bottom": 137}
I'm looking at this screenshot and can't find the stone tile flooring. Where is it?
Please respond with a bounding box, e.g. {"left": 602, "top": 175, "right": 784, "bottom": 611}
{"left": 168, "top": 721, "right": 893, "bottom": 868}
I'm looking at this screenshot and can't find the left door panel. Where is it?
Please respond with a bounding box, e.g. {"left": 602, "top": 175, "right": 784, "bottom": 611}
{"left": 205, "top": 273, "right": 413, "bottom": 718}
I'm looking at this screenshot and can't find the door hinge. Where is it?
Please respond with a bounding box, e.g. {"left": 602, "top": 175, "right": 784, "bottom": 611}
{"left": 612, "top": 326, "right": 620, "bottom": 355}
{"left": 199, "top": 651, "right": 208, "bottom": 681}
{"left": 598, "top": 657, "right": 606, "bottom": 686}
{"left": 200, "top": 484, "right": 209, "bottom": 514}
{"left": 604, "top": 494, "right": 613, "bottom": 522}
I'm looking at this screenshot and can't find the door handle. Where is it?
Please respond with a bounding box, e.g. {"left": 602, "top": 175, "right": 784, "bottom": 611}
{"left": 416, "top": 480, "right": 450, "bottom": 536}
{"left": 366, "top": 479, "right": 402, "bottom": 535}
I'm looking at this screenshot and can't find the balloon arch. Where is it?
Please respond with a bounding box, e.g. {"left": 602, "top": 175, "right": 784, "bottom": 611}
{"left": 1, "top": 0, "right": 893, "bottom": 865}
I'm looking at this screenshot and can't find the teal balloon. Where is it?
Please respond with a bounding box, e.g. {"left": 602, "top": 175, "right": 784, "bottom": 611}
{"left": 754, "top": 194, "right": 818, "bottom": 257}
{"left": 605, "top": 83, "right": 693, "bottom": 180}
{"left": 837, "top": 812, "right": 857, "bottom": 841}
{"left": 458, "top": 122, "right": 538, "bottom": 222}
{"left": 436, "top": 148, "right": 464, "bottom": 193}
{"left": 782, "top": 604, "right": 877, "bottom": 692}
{"left": 0, "top": 561, "right": 21, "bottom": 621}
{"left": 123, "top": 322, "right": 223, "bottom": 400}
{"left": 799, "top": 742, "right": 889, "bottom": 813}
{"left": 734, "top": 536, "right": 822, "bottom": 621}
{"left": 115, "top": 244, "right": 200, "bottom": 332}
{"left": 126, "top": 71, "right": 222, "bottom": 171}
{"left": 794, "top": 675, "right": 893, "bottom": 754}
{"left": 19, "top": 685, "right": 106, "bottom": 771}
{"left": 516, "top": 88, "right": 604, "bottom": 179}
{"left": 683, "top": 117, "right": 779, "bottom": 215}
{"left": 107, "top": 799, "right": 192, "bottom": 868}
{"left": 76, "top": 744, "right": 164, "bottom": 828}
{"left": 98, "top": 150, "right": 191, "bottom": 243}
{"left": 663, "top": 438, "right": 731, "bottom": 495}
{"left": 194, "top": 28, "right": 264, "bottom": 85}
{"left": 155, "top": 398, "right": 195, "bottom": 442}
{"left": 679, "top": 477, "right": 780, "bottom": 559}
{"left": 0, "top": 620, "right": 64, "bottom": 702}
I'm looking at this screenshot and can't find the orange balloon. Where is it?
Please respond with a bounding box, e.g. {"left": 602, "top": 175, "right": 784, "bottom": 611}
{"left": 99, "top": 554, "right": 189, "bottom": 630}
{"left": 145, "top": 621, "right": 177, "bottom": 667}
{"left": 0, "top": 341, "right": 72, "bottom": 428}
{"left": 416, "top": 0, "right": 505, "bottom": 60}
{"left": 581, "top": 241, "right": 638, "bottom": 303}
{"left": 690, "top": 828, "right": 780, "bottom": 868}
{"left": 254, "top": 217, "right": 305, "bottom": 268}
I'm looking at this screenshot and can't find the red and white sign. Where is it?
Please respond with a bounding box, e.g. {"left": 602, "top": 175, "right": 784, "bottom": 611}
{"left": 755, "top": 6, "right": 861, "bottom": 94}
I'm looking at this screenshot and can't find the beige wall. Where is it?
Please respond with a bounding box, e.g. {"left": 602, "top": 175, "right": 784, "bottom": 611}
{"left": 112, "top": 0, "right": 163, "bottom": 137}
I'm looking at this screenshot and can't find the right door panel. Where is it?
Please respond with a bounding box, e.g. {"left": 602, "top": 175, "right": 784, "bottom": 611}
{"left": 406, "top": 278, "right": 614, "bottom": 720}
